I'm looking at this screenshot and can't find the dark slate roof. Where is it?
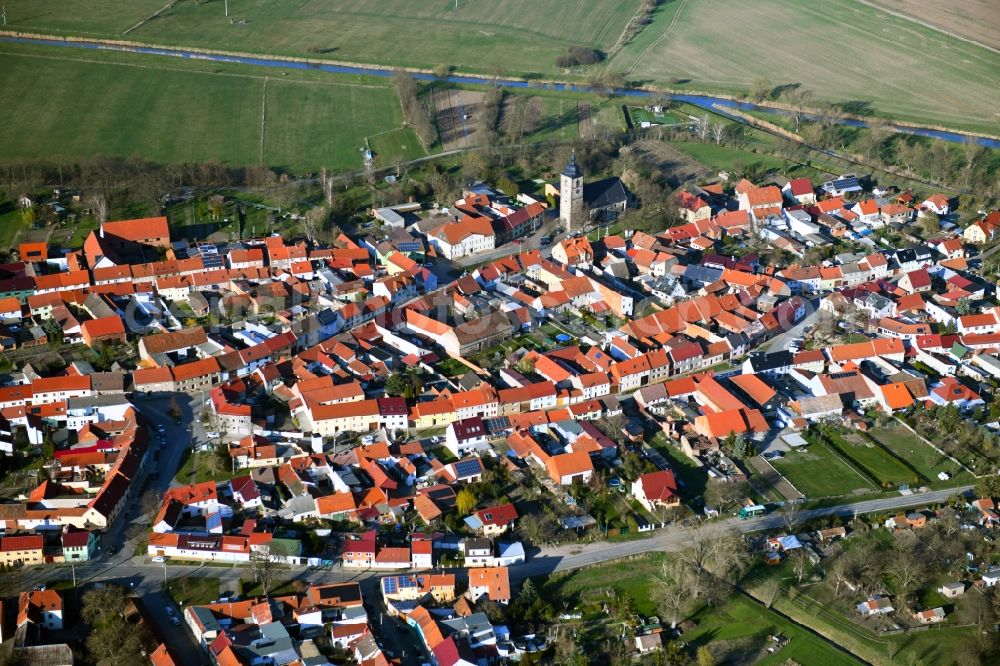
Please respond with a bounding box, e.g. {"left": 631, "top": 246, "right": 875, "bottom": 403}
{"left": 683, "top": 264, "right": 724, "bottom": 285}
{"left": 747, "top": 350, "right": 793, "bottom": 373}
{"left": 562, "top": 154, "right": 582, "bottom": 179}
{"left": 583, "top": 177, "right": 629, "bottom": 210}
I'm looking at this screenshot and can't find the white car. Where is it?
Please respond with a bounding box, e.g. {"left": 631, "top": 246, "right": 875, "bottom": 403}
{"left": 151, "top": 556, "right": 166, "bottom": 563}
{"left": 205, "top": 431, "right": 220, "bottom": 439}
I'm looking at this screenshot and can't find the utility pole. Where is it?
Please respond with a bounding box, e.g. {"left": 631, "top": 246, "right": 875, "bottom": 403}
{"left": 2, "top": 6, "right": 7, "bottom": 27}
{"left": 225, "top": 0, "right": 229, "bottom": 18}
{"left": 71, "top": 563, "right": 76, "bottom": 588}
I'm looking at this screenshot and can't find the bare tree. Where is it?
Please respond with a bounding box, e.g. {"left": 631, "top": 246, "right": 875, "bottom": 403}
{"left": 250, "top": 545, "right": 284, "bottom": 597}
{"left": 779, "top": 501, "right": 803, "bottom": 534}
{"left": 301, "top": 206, "right": 327, "bottom": 243}
{"left": 140, "top": 487, "right": 163, "bottom": 517}
{"left": 862, "top": 118, "right": 891, "bottom": 163}
{"left": 706, "top": 533, "right": 750, "bottom": 584}
{"left": 891, "top": 547, "right": 925, "bottom": 609}
{"left": 781, "top": 86, "right": 813, "bottom": 130}
{"left": 828, "top": 553, "right": 852, "bottom": 597}
{"left": 207, "top": 194, "right": 225, "bottom": 220}
{"left": 320, "top": 167, "right": 335, "bottom": 207}
{"left": 695, "top": 114, "right": 710, "bottom": 142}
{"left": 87, "top": 193, "right": 109, "bottom": 224}
{"left": 653, "top": 557, "right": 691, "bottom": 628}
{"left": 710, "top": 123, "right": 726, "bottom": 145}
{"left": 791, "top": 549, "right": 809, "bottom": 585}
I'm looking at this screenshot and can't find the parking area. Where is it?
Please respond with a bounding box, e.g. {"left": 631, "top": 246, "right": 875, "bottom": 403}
{"left": 139, "top": 590, "right": 206, "bottom": 665}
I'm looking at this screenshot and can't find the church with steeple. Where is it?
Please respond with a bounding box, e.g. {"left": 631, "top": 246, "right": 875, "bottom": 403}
{"left": 555, "top": 152, "right": 631, "bottom": 233}
{"left": 559, "top": 153, "right": 585, "bottom": 232}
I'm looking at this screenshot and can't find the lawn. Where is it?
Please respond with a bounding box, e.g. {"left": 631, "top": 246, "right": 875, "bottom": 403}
{"left": 367, "top": 127, "right": 426, "bottom": 167}
{"left": 629, "top": 107, "right": 689, "bottom": 127}
{"left": 167, "top": 575, "right": 220, "bottom": 607}
{"left": 2, "top": 0, "right": 642, "bottom": 75}
{"left": 175, "top": 447, "right": 238, "bottom": 486}
{"left": 869, "top": 425, "right": 972, "bottom": 485}
{"left": 540, "top": 552, "right": 666, "bottom": 617}
{"left": 0, "top": 42, "right": 412, "bottom": 172}
{"left": 610, "top": 0, "right": 1000, "bottom": 134}
{"left": 670, "top": 141, "right": 798, "bottom": 176}
{"left": 0, "top": 204, "right": 29, "bottom": 252}
{"left": 770, "top": 441, "right": 876, "bottom": 498}
{"left": 827, "top": 430, "right": 918, "bottom": 487}
{"left": 683, "top": 592, "right": 862, "bottom": 665}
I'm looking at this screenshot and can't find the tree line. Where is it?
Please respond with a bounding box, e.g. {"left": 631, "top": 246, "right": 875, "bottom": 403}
{"left": 392, "top": 70, "right": 439, "bottom": 149}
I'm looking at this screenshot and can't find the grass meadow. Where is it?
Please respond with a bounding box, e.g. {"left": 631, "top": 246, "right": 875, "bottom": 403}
{"left": 2, "top": 1, "right": 995, "bottom": 134}
{"left": 1, "top": 0, "right": 641, "bottom": 74}
{"left": 770, "top": 441, "right": 876, "bottom": 498}
{"left": 0, "top": 42, "right": 414, "bottom": 172}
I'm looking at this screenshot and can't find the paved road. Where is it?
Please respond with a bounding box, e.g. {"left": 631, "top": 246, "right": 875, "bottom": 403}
{"left": 14, "top": 482, "right": 967, "bottom": 665}
{"left": 766, "top": 297, "right": 824, "bottom": 355}
{"left": 21, "top": 483, "right": 970, "bottom": 594}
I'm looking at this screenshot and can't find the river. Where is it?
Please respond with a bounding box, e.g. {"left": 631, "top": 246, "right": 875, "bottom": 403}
{"left": 2, "top": 33, "right": 997, "bottom": 149}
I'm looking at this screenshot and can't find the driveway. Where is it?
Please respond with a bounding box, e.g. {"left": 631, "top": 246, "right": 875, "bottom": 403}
{"left": 748, "top": 455, "right": 803, "bottom": 501}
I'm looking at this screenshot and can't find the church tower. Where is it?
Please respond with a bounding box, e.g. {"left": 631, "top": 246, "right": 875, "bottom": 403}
{"left": 560, "top": 152, "right": 584, "bottom": 232}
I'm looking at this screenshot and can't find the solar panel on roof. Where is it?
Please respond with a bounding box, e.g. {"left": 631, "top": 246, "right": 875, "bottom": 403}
{"left": 383, "top": 577, "right": 397, "bottom": 594}
{"left": 454, "top": 460, "right": 482, "bottom": 478}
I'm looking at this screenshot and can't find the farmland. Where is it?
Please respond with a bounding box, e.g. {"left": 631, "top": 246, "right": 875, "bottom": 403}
{"left": 0, "top": 42, "right": 415, "bottom": 172}
{"left": 0, "top": 2, "right": 995, "bottom": 138}
{"left": 866, "top": 0, "right": 1000, "bottom": 51}
{"left": 0, "top": 0, "right": 642, "bottom": 75}
{"left": 610, "top": 0, "right": 1000, "bottom": 134}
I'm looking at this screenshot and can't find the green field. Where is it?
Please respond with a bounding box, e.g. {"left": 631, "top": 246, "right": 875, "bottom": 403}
{"left": 770, "top": 442, "right": 876, "bottom": 498}
{"left": 367, "top": 127, "right": 426, "bottom": 167}
{"left": 2, "top": 0, "right": 996, "bottom": 134}
{"left": 671, "top": 141, "right": 804, "bottom": 176}
{"left": 1, "top": 0, "right": 641, "bottom": 75}
{"left": 827, "top": 430, "right": 917, "bottom": 486}
{"left": 629, "top": 107, "right": 688, "bottom": 127}
{"left": 683, "top": 593, "right": 861, "bottom": 665}
{"left": 0, "top": 43, "right": 412, "bottom": 171}
{"left": 610, "top": 0, "right": 1000, "bottom": 133}
{"left": 869, "top": 425, "right": 971, "bottom": 484}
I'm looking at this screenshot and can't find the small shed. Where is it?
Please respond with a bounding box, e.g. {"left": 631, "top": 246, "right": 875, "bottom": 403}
{"left": 937, "top": 582, "right": 965, "bottom": 598}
